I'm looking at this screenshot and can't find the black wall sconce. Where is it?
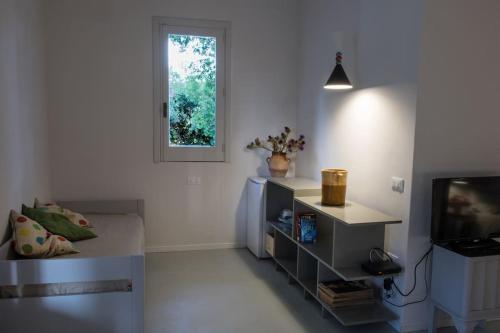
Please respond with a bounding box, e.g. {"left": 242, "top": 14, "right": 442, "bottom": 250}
{"left": 324, "top": 52, "right": 352, "bottom": 90}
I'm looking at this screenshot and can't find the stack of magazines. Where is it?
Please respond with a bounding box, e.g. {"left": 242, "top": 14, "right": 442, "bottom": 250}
{"left": 295, "top": 213, "right": 317, "bottom": 243}
{"left": 318, "top": 280, "right": 375, "bottom": 308}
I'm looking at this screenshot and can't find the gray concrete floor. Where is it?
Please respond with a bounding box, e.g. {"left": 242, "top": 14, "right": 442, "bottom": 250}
{"left": 145, "top": 249, "right": 500, "bottom": 333}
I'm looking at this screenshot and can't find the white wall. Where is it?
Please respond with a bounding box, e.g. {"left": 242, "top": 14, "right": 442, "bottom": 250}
{"left": 5, "top": 0, "right": 499, "bottom": 330}
{"left": 0, "top": 0, "right": 52, "bottom": 242}
{"left": 404, "top": 0, "right": 500, "bottom": 330}
{"left": 45, "top": 0, "right": 299, "bottom": 251}
{"left": 296, "top": 0, "right": 422, "bottom": 330}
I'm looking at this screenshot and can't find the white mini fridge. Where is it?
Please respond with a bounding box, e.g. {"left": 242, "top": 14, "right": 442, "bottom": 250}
{"left": 246, "top": 177, "right": 270, "bottom": 258}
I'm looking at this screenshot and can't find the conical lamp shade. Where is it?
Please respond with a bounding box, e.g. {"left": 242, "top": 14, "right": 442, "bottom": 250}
{"left": 324, "top": 64, "right": 352, "bottom": 90}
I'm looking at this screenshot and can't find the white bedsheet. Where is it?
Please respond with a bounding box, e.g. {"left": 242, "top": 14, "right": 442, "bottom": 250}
{"left": 0, "top": 213, "right": 144, "bottom": 298}
{"left": 0, "top": 213, "right": 145, "bottom": 260}
{"left": 56, "top": 213, "right": 145, "bottom": 259}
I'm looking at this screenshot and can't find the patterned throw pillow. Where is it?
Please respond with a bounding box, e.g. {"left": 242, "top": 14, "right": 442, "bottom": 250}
{"left": 22, "top": 205, "right": 97, "bottom": 242}
{"left": 9, "top": 210, "right": 79, "bottom": 258}
{"left": 34, "top": 198, "right": 92, "bottom": 228}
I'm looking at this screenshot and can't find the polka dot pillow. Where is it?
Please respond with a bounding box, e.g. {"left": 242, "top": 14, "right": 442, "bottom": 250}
{"left": 34, "top": 199, "right": 92, "bottom": 228}
{"left": 9, "top": 210, "right": 79, "bottom": 258}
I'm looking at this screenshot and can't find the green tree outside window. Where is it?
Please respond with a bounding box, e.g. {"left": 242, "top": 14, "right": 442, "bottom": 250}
{"left": 168, "top": 34, "right": 216, "bottom": 146}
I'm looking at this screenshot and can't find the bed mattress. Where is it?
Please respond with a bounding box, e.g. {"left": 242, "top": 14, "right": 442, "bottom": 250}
{"left": 57, "top": 213, "right": 145, "bottom": 258}
{"left": 0, "top": 213, "right": 144, "bottom": 298}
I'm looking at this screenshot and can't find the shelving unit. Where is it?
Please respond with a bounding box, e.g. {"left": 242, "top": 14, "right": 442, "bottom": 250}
{"left": 265, "top": 177, "right": 402, "bottom": 326}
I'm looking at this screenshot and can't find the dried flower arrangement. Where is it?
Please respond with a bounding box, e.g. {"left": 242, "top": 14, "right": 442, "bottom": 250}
{"left": 246, "top": 126, "right": 306, "bottom": 153}
{"left": 246, "top": 127, "right": 306, "bottom": 177}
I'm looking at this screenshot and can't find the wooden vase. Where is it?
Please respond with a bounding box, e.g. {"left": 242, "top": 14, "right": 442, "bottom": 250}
{"left": 267, "top": 152, "right": 290, "bottom": 177}
{"left": 321, "top": 169, "right": 348, "bottom": 206}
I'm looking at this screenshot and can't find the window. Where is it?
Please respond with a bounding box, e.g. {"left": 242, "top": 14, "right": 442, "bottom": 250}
{"left": 153, "top": 17, "right": 230, "bottom": 162}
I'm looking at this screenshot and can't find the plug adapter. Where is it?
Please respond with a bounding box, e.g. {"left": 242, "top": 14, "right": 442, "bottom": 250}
{"left": 384, "top": 278, "right": 393, "bottom": 291}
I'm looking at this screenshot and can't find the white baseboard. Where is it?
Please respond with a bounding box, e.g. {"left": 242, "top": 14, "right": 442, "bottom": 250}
{"left": 397, "top": 318, "right": 454, "bottom": 332}
{"left": 146, "top": 242, "right": 244, "bottom": 253}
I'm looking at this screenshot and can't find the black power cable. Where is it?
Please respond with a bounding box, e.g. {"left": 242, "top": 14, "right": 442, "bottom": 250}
{"left": 382, "top": 246, "right": 433, "bottom": 307}
{"left": 391, "top": 246, "right": 433, "bottom": 296}
{"left": 384, "top": 250, "right": 431, "bottom": 307}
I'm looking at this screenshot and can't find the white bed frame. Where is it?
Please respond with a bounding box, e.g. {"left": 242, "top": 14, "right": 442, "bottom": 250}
{"left": 0, "top": 200, "right": 145, "bottom": 333}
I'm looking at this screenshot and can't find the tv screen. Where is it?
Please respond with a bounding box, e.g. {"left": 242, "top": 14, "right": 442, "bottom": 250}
{"left": 431, "top": 176, "right": 500, "bottom": 243}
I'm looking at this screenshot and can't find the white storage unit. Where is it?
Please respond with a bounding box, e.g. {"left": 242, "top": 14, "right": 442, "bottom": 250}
{"left": 429, "top": 245, "right": 500, "bottom": 333}
{"left": 246, "top": 177, "right": 268, "bottom": 258}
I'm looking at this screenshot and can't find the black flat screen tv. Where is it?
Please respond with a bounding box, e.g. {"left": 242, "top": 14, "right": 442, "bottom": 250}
{"left": 431, "top": 176, "right": 500, "bottom": 243}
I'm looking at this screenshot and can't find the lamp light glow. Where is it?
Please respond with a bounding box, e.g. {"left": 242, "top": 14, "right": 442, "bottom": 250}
{"left": 324, "top": 52, "right": 352, "bottom": 90}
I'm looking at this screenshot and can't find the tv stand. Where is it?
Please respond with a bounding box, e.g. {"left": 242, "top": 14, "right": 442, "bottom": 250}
{"left": 445, "top": 239, "right": 500, "bottom": 257}
{"left": 429, "top": 245, "right": 500, "bottom": 333}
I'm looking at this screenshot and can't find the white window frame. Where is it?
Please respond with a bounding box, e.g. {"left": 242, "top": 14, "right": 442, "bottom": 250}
{"left": 153, "top": 17, "right": 230, "bottom": 162}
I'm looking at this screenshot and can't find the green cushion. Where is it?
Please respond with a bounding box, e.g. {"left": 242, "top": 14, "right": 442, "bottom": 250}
{"left": 22, "top": 205, "right": 97, "bottom": 242}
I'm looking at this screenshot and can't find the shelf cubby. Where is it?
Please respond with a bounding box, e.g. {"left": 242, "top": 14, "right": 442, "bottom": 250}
{"left": 318, "top": 261, "right": 342, "bottom": 283}
{"left": 294, "top": 199, "right": 334, "bottom": 265}
{"left": 274, "top": 231, "right": 298, "bottom": 277}
{"left": 332, "top": 222, "right": 385, "bottom": 281}
{"left": 297, "top": 248, "right": 318, "bottom": 295}
{"left": 316, "top": 262, "right": 398, "bottom": 326}
{"left": 265, "top": 181, "right": 294, "bottom": 223}
{"left": 266, "top": 178, "right": 321, "bottom": 241}
{"left": 267, "top": 220, "right": 293, "bottom": 240}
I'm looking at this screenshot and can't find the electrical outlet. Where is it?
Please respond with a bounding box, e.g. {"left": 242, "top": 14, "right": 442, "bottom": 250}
{"left": 391, "top": 177, "right": 405, "bottom": 193}
{"left": 187, "top": 176, "right": 201, "bottom": 185}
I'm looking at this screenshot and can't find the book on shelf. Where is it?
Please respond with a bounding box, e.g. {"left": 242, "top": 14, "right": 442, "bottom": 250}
{"left": 319, "top": 280, "right": 373, "bottom": 297}
{"left": 318, "top": 288, "right": 376, "bottom": 308}
{"left": 318, "top": 280, "right": 374, "bottom": 305}
{"left": 295, "top": 213, "right": 317, "bottom": 243}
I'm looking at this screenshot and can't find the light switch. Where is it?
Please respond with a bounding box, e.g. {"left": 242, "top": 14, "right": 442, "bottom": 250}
{"left": 392, "top": 177, "right": 404, "bottom": 193}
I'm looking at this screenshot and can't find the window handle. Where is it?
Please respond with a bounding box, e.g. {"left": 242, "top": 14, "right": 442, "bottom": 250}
{"left": 162, "top": 102, "right": 167, "bottom": 118}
